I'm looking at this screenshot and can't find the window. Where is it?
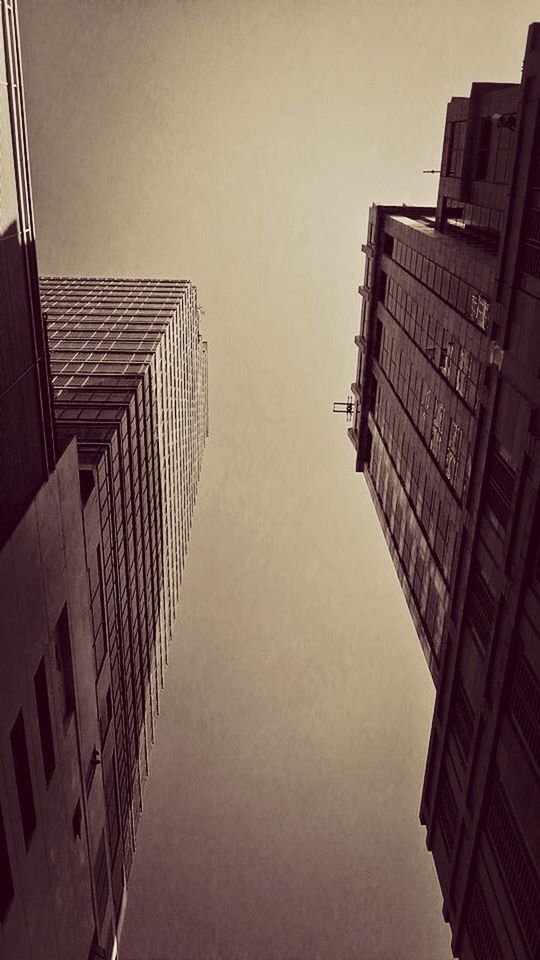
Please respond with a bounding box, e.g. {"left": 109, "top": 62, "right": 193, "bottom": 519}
{"left": 451, "top": 681, "right": 474, "bottom": 764}
{"left": 430, "top": 400, "right": 445, "bottom": 460}
{"left": 10, "top": 712, "right": 37, "bottom": 848}
{"left": 485, "top": 449, "right": 515, "bottom": 531}
{"left": 510, "top": 654, "right": 539, "bottom": 771}
{"left": 0, "top": 801, "right": 14, "bottom": 923}
{"left": 72, "top": 800, "right": 82, "bottom": 840}
{"left": 466, "top": 877, "right": 502, "bottom": 960}
{"left": 445, "top": 420, "right": 462, "bottom": 486}
{"left": 34, "top": 658, "right": 56, "bottom": 785}
{"left": 475, "top": 117, "right": 493, "bottom": 180}
{"left": 467, "top": 566, "right": 495, "bottom": 652}
{"left": 486, "top": 780, "right": 540, "bottom": 958}
{"left": 55, "top": 606, "right": 75, "bottom": 721}
{"left": 383, "top": 232, "right": 394, "bottom": 257}
{"left": 437, "top": 764, "right": 459, "bottom": 854}
{"left": 469, "top": 293, "right": 490, "bottom": 331}
{"left": 93, "top": 832, "right": 109, "bottom": 929}
{"left": 446, "top": 120, "right": 467, "bottom": 176}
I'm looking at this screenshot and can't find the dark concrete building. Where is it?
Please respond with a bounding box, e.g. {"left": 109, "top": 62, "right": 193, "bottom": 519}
{"left": 0, "top": 4, "right": 209, "bottom": 958}
{"left": 348, "top": 23, "right": 540, "bottom": 960}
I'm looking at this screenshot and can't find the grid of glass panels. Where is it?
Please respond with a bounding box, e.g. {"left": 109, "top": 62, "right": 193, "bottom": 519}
{"left": 41, "top": 276, "right": 208, "bottom": 887}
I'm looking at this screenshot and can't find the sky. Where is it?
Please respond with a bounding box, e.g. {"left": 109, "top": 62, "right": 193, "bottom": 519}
{"left": 19, "top": 2, "right": 539, "bottom": 958}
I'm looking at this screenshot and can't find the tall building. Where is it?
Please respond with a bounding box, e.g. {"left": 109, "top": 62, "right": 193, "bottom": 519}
{"left": 347, "top": 22, "right": 540, "bottom": 960}
{"left": 39, "top": 276, "right": 209, "bottom": 943}
{"left": 0, "top": 0, "right": 56, "bottom": 550}
{"left": 0, "top": 3, "right": 108, "bottom": 957}
{"left": 0, "top": 5, "right": 209, "bottom": 958}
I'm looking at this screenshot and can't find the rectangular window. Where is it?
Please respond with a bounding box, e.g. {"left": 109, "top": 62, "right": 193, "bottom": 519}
{"left": 485, "top": 449, "right": 515, "bottom": 531}
{"left": 437, "top": 763, "right": 459, "bottom": 854}
{"left": 510, "top": 654, "right": 539, "bottom": 771}
{"left": 430, "top": 400, "right": 445, "bottom": 460}
{"left": 467, "top": 567, "right": 495, "bottom": 652}
{"left": 55, "top": 605, "right": 76, "bottom": 721}
{"left": 93, "top": 831, "right": 110, "bottom": 929}
{"left": 469, "top": 293, "right": 490, "bottom": 330}
{"left": 34, "top": 658, "right": 56, "bottom": 785}
{"left": 486, "top": 780, "right": 540, "bottom": 958}
{"left": 475, "top": 117, "right": 493, "bottom": 180}
{"left": 10, "top": 712, "right": 37, "bottom": 848}
{"left": 0, "top": 801, "right": 14, "bottom": 923}
{"left": 451, "top": 681, "right": 474, "bottom": 764}
{"left": 466, "top": 877, "right": 502, "bottom": 960}
{"left": 446, "top": 120, "right": 467, "bottom": 176}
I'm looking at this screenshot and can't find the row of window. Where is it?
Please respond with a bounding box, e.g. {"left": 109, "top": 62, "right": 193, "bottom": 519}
{"left": 384, "top": 274, "right": 482, "bottom": 409}
{"left": 371, "top": 377, "right": 457, "bottom": 581}
{"left": 0, "top": 608, "right": 75, "bottom": 924}
{"left": 369, "top": 431, "right": 445, "bottom": 661}
{"left": 486, "top": 779, "right": 540, "bottom": 958}
{"left": 384, "top": 239, "right": 490, "bottom": 331}
{"left": 375, "top": 324, "right": 470, "bottom": 501}
{"left": 445, "top": 116, "right": 514, "bottom": 185}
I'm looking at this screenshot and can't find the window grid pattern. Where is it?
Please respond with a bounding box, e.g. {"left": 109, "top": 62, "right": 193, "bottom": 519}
{"left": 41, "top": 277, "right": 208, "bottom": 885}
{"left": 390, "top": 237, "right": 490, "bottom": 330}
{"left": 385, "top": 275, "right": 481, "bottom": 408}
{"left": 369, "top": 427, "right": 447, "bottom": 668}
{"left": 510, "top": 654, "right": 540, "bottom": 770}
{"left": 466, "top": 567, "right": 495, "bottom": 652}
{"left": 436, "top": 763, "right": 459, "bottom": 855}
{"left": 485, "top": 450, "right": 515, "bottom": 530}
{"left": 446, "top": 120, "right": 467, "bottom": 176}
{"left": 486, "top": 780, "right": 540, "bottom": 958}
{"left": 371, "top": 376, "right": 458, "bottom": 583}
{"left": 450, "top": 680, "right": 475, "bottom": 765}
{"left": 466, "top": 878, "right": 502, "bottom": 960}
{"left": 376, "top": 319, "right": 470, "bottom": 501}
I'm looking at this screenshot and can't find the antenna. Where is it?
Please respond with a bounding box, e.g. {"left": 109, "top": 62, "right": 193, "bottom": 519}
{"left": 333, "top": 396, "right": 354, "bottom": 421}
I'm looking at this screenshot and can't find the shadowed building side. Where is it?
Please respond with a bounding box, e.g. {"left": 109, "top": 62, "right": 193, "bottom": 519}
{"left": 347, "top": 21, "right": 540, "bottom": 960}
{"left": 0, "top": 0, "right": 56, "bottom": 550}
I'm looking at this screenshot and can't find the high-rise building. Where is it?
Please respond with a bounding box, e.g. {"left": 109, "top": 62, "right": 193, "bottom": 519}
{"left": 39, "top": 276, "right": 209, "bottom": 936}
{"left": 347, "top": 22, "right": 540, "bottom": 960}
{"left": 0, "top": 5, "right": 209, "bottom": 957}
{"left": 0, "top": 4, "right": 109, "bottom": 957}
{"left": 0, "top": 0, "right": 56, "bottom": 550}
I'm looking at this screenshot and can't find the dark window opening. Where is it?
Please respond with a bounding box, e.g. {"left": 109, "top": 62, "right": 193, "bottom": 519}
{"left": 0, "top": 802, "right": 14, "bottom": 923}
{"left": 466, "top": 566, "right": 495, "bottom": 652}
{"left": 55, "top": 605, "right": 76, "bottom": 722}
{"left": 475, "top": 117, "right": 492, "bottom": 180}
{"left": 34, "top": 658, "right": 56, "bottom": 785}
{"left": 79, "top": 469, "right": 95, "bottom": 506}
{"left": 485, "top": 449, "right": 515, "bottom": 531}
{"left": 94, "top": 832, "right": 109, "bottom": 930}
{"left": 10, "top": 712, "right": 37, "bottom": 849}
{"left": 383, "top": 233, "right": 394, "bottom": 257}
{"left": 72, "top": 800, "right": 82, "bottom": 840}
{"left": 378, "top": 270, "right": 387, "bottom": 305}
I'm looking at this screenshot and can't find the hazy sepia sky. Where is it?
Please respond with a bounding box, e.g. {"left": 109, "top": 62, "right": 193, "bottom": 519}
{"left": 19, "top": 2, "right": 538, "bottom": 958}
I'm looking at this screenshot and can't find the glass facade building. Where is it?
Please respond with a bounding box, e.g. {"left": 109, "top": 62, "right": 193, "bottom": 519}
{"left": 41, "top": 276, "right": 209, "bottom": 913}
{"left": 348, "top": 24, "right": 540, "bottom": 960}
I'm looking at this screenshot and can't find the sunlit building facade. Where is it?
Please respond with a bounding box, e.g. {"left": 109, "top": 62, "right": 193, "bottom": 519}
{"left": 40, "top": 276, "right": 209, "bottom": 932}
{"left": 348, "top": 22, "right": 540, "bottom": 960}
